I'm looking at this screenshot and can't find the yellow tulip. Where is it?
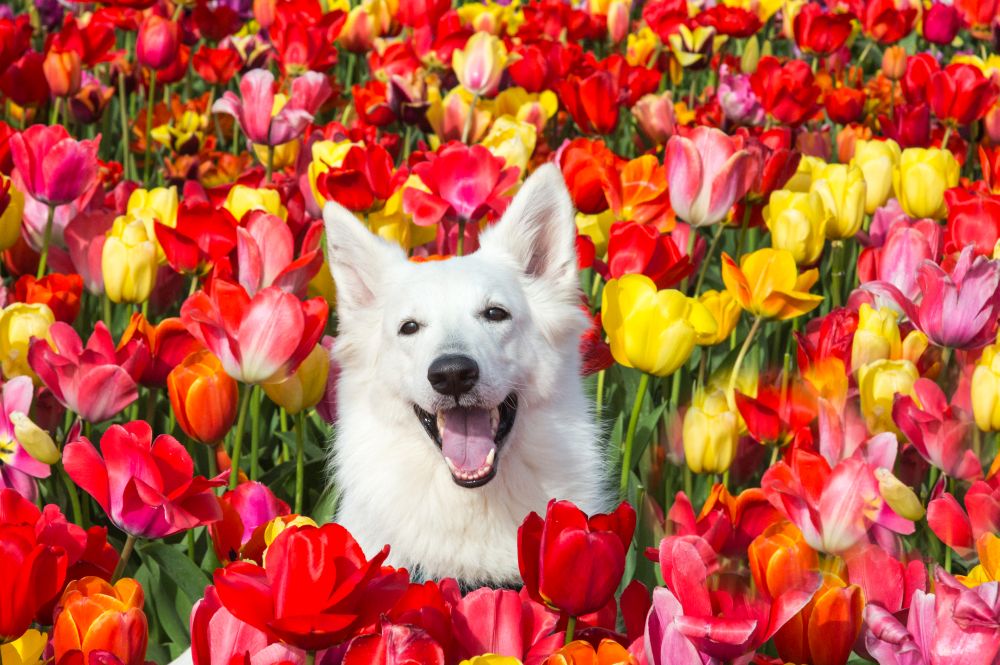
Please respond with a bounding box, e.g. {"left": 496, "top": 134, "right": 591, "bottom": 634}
{"left": 150, "top": 110, "right": 207, "bottom": 155}
{"left": 783, "top": 155, "right": 825, "bottom": 193}
{"left": 127, "top": 186, "right": 178, "bottom": 229}
{"left": 958, "top": 534, "right": 1000, "bottom": 588}
{"left": 367, "top": 176, "right": 436, "bottom": 251}
{"left": 10, "top": 412, "right": 60, "bottom": 464}
{"left": 723, "top": 0, "right": 784, "bottom": 21}
{"left": 667, "top": 24, "right": 717, "bottom": 70}
{"left": 696, "top": 290, "right": 740, "bottom": 346}
{"left": 576, "top": 210, "right": 615, "bottom": 258}
{"left": 683, "top": 388, "right": 739, "bottom": 474}
{"left": 264, "top": 514, "right": 318, "bottom": 547}
{"left": 460, "top": 657, "right": 523, "bottom": 665}
{"left": 0, "top": 629, "right": 47, "bottom": 665}
{"left": 892, "top": 147, "right": 960, "bottom": 219}
{"left": 102, "top": 213, "right": 158, "bottom": 304}
{"left": 0, "top": 174, "right": 25, "bottom": 251}
{"left": 481, "top": 115, "right": 537, "bottom": 172}
{"left": 456, "top": 2, "right": 521, "bottom": 35}
{"left": 764, "top": 189, "right": 829, "bottom": 266}
{"left": 0, "top": 303, "right": 55, "bottom": 381}
{"left": 626, "top": 27, "right": 660, "bottom": 68}
{"left": 857, "top": 358, "right": 920, "bottom": 434}
{"left": 453, "top": 32, "right": 508, "bottom": 98}
{"left": 810, "top": 163, "right": 867, "bottom": 240}
{"left": 426, "top": 85, "right": 493, "bottom": 146}
{"left": 224, "top": 184, "right": 288, "bottom": 222}
{"left": 308, "top": 261, "right": 337, "bottom": 306}
{"left": 874, "top": 467, "right": 925, "bottom": 521}
{"left": 851, "top": 303, "right": 901, "bottom": 372}
{"left": 601, "top": 274, "right": 717, "bottom": 377}
{"left": 721, "top": 248, "right": 824, "bottom": 321}
{"left": 262, "top": 344, "right": 330, "bottom": 415}
{"left": 492, "top": 87, "right": 558, "bottom": 134}
{"left": 973, "top": 341, "right": 1000, "bottom": 431}
{"left": 851, "top": 139, "right": 901, "bottom": 215}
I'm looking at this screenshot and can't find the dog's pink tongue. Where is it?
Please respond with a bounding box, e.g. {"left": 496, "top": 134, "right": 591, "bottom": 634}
{"left": 441, "top": 407, "right": 495, "bottom": 473}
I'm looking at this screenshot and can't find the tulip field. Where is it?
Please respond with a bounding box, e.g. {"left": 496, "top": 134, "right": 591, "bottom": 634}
{"left": 6, "top": 0, "right": 1000, "bottom": 663}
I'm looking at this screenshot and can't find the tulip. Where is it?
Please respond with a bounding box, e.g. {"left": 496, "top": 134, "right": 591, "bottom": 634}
{"left": 126, "top": 186, "right": 178, "bottom": 236}
{"left": 136, "top": 14, "right": 179, "bottom": 70}
{"left": 793, "top": 4, "right": 854, "bottom": 56}
{"left": 481, "top": 116, "right": 538, "bottom": 173}
{"left": 207, "top": 481, "right": 290, "bottom": 565}
{"left": 606, "top": 221, "right": 692, "bottom": 289}
{"left": 261, "top": 343, "right": 329, "bottom": 415}
{"left": 155, "top": 200, "right": 238, "bottom": 275}
{"left": 633, "top": 91, "right": 676, "bottom": 145}
{"left": 0, "top": 175, "right": 24, "bottom": 252}
{"left": 343, "top": 619, "right": 445, "bottom": 665}
{"left": 945, "top": 188, "right": 1000, "bottom": 257}
{"left": 695, "top": 290, "right": 740, "bottom": 346}
{"left": 557, "top": 70, "right": 621, "bottom": 136}
{"left": 181, "top": 279, "right": 328, "bottom": 385}
{"left": 810, "top": 162, "right": 867, "bottom": 240}
{"left": 518, "top": 500, "right": 635, "bottom": 622}
{"left": 601, "top": 274, "right": 717, "bottom": 377}
{"left": 313, "top": 143, "right": 396, "bottom": 212}
{"left": 717, "top": 65, "right": 765, "bottom": 126}
{"left": 864, "top": 245, "right": 1000, "bottom": 350}
{"left": 747, "top": 521, "right": 819, "bottom": 603}
{"left": 543, "top": 639, "right": 634, "bottom": 665}
{"left": 213, "top": 523, "right": 397, "bottom": 651}
{"left": 0, "top": 303, "right": 55, "bottom": 381}
{"left": 451, "top": 587, "right": 562, "bottom": 662}
{"left": 892, "top": 147, "right": 960, "bottom": 219}
{"left": 851, "top": 303, "right": 902, "bottom": 371}
{"left": 882, "top": 45, "right": 907, "bottom": 81}
{"left": 12, "top": 274, "right": 83, "bottom": 324}
{"left": 117, "top": 314, "right": 200, "bottom": 388}
{"left": 774, "top": 572, "right": 864, "bottom": 665}
{"left": 750, "top": 56, "right": 821, "bottom": 126}
{"left": 52, "top": 577, "right": 147, "bottom": 665}
{"left": 0, "top": 376, "right": 58, "bottom": 498}
{"left": 665, "top": 126, "right": 751, "bottom": 227}
{"left": 28, "top": 322, "right": 147, "bottom": 423}
{"left": 42, "top": 47, "right": 81, "bottom": 98}
{"left": 856, "top": 203, "right": 943, "bottom": 301}
{"left": 683, "top": 388, "right": 739, "bottom": 474}
{"left": 559, "top": 138, "right": 620, "bottom": 216}
{"left": 0, "top": 629, "right": 46, "bottom": 665}
{"left": 721, "top": 248, "right": 823, "bottom": 321}
{"left": 893, "top": 378, "right": 981, "bottom": 481}
{"left": 223, "top": 184, "right": 287, "bottom": 222}
{"left": 190, "top": 585, "right": 303, "bottom": 665}
{"left": 101, "top": 213, "right": 158, "bottom": 305}
{"left": 875, "top": 468, "right": 926, "bottom": 522}
{"left": 453, "top": 32, "right": 508, "bottom": 98}
{"left": 764, "top": 189, "right": 828, "bottom": 266}
{"left": 667, "top": 23, "right": 716, "bottom": 70}
{"left": 233, "top": 211, "right": 324, "bottom": 299}
{"left": 426, "top": 85, "right": 493, "bottom": 145}
{"left": 924, "top": 2, "right": 961, "bottom": 44}
{"left": 929, "top": 62, "right": 1000, "bottom": 128}
{"left": 735, "top": 381, "right": 817, "bottom": 448}
{"left": 851, "top": 139, "right": 902, "bottom": 215}
{"left": 974, "top": 341, "right": 1000, "bottom": 432}
{"left": 958, "top": 533, "right": 1000, "bottom": 587}
{"left": 858, "top": 358, "right": 920, "bottom": 435}
{"left": 669, "top": 484, "right": 784, "bottom": 558}
{"left": 168, "top": 350, "right": 239, "bottom": 446}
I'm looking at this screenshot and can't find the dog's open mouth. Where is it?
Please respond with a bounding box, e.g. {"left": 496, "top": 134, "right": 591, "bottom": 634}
{"left": 414, "top": 394, "right": 518, "bottom": 488}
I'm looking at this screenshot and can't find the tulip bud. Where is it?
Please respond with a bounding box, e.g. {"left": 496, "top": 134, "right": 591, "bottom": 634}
{"left": 851, "top": 139, "right": 902, "bottom": 215}
{"left": 102, "top": 214, "right": 158, "bottom": 304}
{"left": 923, "top": 3, "right": 961, "bottom": 46}
{"left": 0, "top": 303, "right": 55, "bottom": 381}
{"left": 453, "top": 32, "right": 508, "bottom": 98}
{"left": 633, "top": 92, "right": 676, "bottom": 146}
{"left": 10, "top": 411, "right": 59, "bottom": 465}
{"left": 0, "top": 175, "right": 25, "bottom": 252}
{"left": 875, "top": 467, "right": 925, "bottom": 520}
{"left": 882, "top": 45, "right": 907, "bottom": 81}
{"left": 168, "top": 349, "right": 239, "bottom": 444}
{"left": 262, "top": 344, "right": 330, "bottom": 415}
{"left": 607, "top": 0, "right": 631, "bottom": 45}
{"left": 985, "top": 104, "right": 1000, "bottom": 146}
{"left": 741, "top": 36, "right": 760, "bottom": 74}
{"left": 253, "top": 0, "right": 277, "bottom": 29}
{"left": 764, "top": 189, "right": 829, "bottom": 266}
{"left": 893, "top": 147, "right": 961, "bottom": 220}
{"left": 696, "top": 290, "right": 740, "bottom": 346}
{"left": 811, "top": 163, "right": 866, "bottom": 240}
{"left": 857, "top": 359, "right": 920, "bottom": 434}
{"left": 683, "top": 388, "right": 739, "bottom": 474}
{"left": 626, "top": 27, "right": 659, "bottom": 68}
{"left": 339, "top": 6, "right": 377, "bottom": 54}
{"left": 43, "top": 47, "right": 82, "bottom": 98}
{"left": 223, "top": 184, "right": 288, "bottom": 222}
{"left": 137, "top": 15, "right": 180, "bottom": 71}
{"left": 973, "top": 342, "right": 1000, "bottom": 431}
{"left": 851, "top": 304, "right": 902, "bottom": 372}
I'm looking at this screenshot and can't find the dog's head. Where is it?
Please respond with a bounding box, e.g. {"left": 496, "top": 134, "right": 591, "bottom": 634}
{"left": 323, "top": 164, "right": 587, "bottom": 488}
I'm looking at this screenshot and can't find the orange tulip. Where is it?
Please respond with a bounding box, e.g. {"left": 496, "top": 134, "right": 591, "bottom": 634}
{"left": 167, "top": 349, "right": 239, "bottom": 444}
{"left": 773, "top": 572, "right": 864, "bottom": 665}
{"left": 748, "top": 521, "right": 820, "bottom": 600}
{"left": 52, "top": 577, "right": 148, "bottom": 665}
{"left": 721, "top": 248, "right": 824, "bottom": 321}
{"left": 543, "top": 639, "right": 636, "bottom": 665}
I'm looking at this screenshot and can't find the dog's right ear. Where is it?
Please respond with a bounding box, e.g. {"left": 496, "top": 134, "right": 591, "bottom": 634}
{"left": 323, "top": 201, "right": 406, "bottom": 311}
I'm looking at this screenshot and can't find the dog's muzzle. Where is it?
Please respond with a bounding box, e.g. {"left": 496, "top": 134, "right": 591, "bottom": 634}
{"left": 413, "top": 394, "right": 518, "bottom": 488}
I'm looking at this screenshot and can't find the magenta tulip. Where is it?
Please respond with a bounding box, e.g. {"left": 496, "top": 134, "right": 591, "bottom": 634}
{"left": 9, "top": 124, "right": 99, "bottom": 207}
{"left": 28, "top": 322, "right": 148, "bottom": 423}
{"left": 857, "top": 201, "right": 942, "bottom": 302}
{"left": 665, "top": 126, "right": 751, "bottom": 227}
{"left": 864, "top": 244, "right": 1000, "bottom": 349}
{"left": 863, "top": 589, "right": 935, "bottom": 665}
{"left": 893, "top": 378, "right": 981, "bottom": 481}
{"left": 212, "top": 68, "right": 332, "bottom": 147}
{"left": 63, "top": 421, "right": 225, "bottom": 539}
{"left": 136, "top": 14, "right": 180, "bottom": 71}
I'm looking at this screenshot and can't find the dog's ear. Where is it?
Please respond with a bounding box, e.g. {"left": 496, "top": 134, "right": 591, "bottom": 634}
{"left": 323, "top": 200, "right": 406, "bottom": 311}
{"left": 478, "top": 163, "right": 578, "bottom": 296}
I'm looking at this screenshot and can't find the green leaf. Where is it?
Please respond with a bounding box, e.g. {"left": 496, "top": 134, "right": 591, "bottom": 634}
{"left": 137, "top": 540, "right": 211, "bottom": 604}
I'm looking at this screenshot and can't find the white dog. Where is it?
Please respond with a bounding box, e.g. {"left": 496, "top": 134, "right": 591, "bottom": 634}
{"left": 322, "top": 164, "right": 610, "bottom": 585}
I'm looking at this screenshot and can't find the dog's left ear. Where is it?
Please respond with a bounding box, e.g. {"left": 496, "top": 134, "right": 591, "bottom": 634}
{"left": 478, "top": 163, "right": 579, "bottom": 297}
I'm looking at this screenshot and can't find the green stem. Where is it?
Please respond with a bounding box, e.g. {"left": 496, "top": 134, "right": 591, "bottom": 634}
{"left": 305, "top": 652, "right": 316, "bottom": 665}
{"left": 295, "top": 411, "right": 306, "bottom": 513}
{"left": 48, "top": 96, "right": 62, "bottom": 127}
{"left": 619, "top": 372, "right": 650, "bottom": 499}
{"left": 118, "top": 65, "right": 131, "bottom": 180}
{"left": 941, "top": 124, "right": 953, "bottom": 151}
{"left": 694, "top": 224, "right": 725, "bottom": 294}
{"left": 595, "top": 368, "right": 606, "bottom": 418}
{"left": 564, "top": 616, "right": 577, "bottom": 645}
{"left": 60, "top": 464, "right": 83, "bottom": 526}
{"left": 111, "top": 533, "right": 137, "bottom": 583}
{"left": 461, "top": 94, "right": 480, "bottom": 145}
{"left": 456, "top": 218, "right": 466, "bottom": 257}
{"left": 228, "top": 386, "right": 253, "bottom": 490}
{"left": 680, "top": 227, "right": 698, "bottom": 294}
{"left": 265, "top": 144, "right": 274, "bottom": 184}
{"left": 102, "top": 294, "right": 112, "bottom": 331}
{"left": 36, "top": 203, "right": 56, "bottom": 279}
{"left": 143, "top": 73, "right": 157, "bottom": 182}
{"left": 727, "top": 316, "right": 763, "bottom": 410}
{"left": 249, "top": 385, "right": 262, "bottom": 480}
{"left": 830, "top": 240, "right": 845, "bottom": 309}
{"left": 736, "top": 202, "right": 753, "bottom": 258}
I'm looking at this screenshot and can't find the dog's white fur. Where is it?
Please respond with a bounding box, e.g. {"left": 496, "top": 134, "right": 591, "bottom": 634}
{"left": 323, "top": 164, "right": 609, "bottom": 585}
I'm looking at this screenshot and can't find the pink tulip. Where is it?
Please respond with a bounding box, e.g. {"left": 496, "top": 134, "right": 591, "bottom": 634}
{"left": 893, "top": 378, "right": 981, "bottom": 481}
{"left": 0, "top": 376, "right": 51, "bottom": 501}
{"left": 665, "top": 126, "right": 751, "bottom": 227}
{"left": 181, "top": 279, "right": 328, "bottom": 384}
{"left": 633, "top": 91, "right": 677, "bottom": 145}
{"left": 450, "top": 587, "right": 564, "bottom": 664}
{"left": 232, "top": 211, "right": 323, "bottom": 298}
{"left": 644, "top": 587, "right": 710, "bottom": 665}
{"left": 63, "top": 421, "right": 226, "bottom": 539}
{"left": 212, "top": 68, "right": 331, "bottom": 147}
{"left": 928, "top": 479, "right": 1000, "bottom": 558}
{"left": 864, "top": 245, "right": 1000, "bottom": 350}
{"left": 845, "top": 544, "right": 927, "bottom": 614}
{"left": 863, "top": 588, "right": 935, "bottom": 665}
{"left": 857, "top": 201, "right": 943, "bottom": 302}
{"left": 28, "top": 322, "right": 148, "bottom": 423}
{"left": 9, "top": 124, "right": 100, "bottom": 207}
{"left": 136, "top": 14, "right": 180, "bottom": 71}
{"left": 192, "top": 586, "right": 306, "bottom": 665}
{"left": 63, "top": 210, "right": 114, "bottom": 295}
{"left": 717, "top": 64, "right": 765, "bottom": 127}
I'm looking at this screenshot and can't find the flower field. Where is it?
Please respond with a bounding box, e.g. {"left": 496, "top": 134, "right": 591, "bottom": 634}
{"left": 2, "top": 0, "right": 1000, "bottom": 663}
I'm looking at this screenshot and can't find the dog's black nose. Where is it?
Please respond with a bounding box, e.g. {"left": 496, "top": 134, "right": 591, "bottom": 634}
{"left": 428, "top": 354, "right": 480, "bottom": 398}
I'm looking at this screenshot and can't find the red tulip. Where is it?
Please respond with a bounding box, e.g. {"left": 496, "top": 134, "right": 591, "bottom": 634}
{"left": 28, "top": 322, "right": 148, "bottom": 423}
{"left": 13, "top": 273, "right": 83, "bottom": 323}
{"left": 945, "top": 187, "right": 1000, "bottom": 256}
{"left": 580, "top": 311, "right": 614, "bottom": 377}
{"left": 228, "top": 212, "right": 324, "bottom": 299}
{"left": 0, "top": 51, "right": 50, "bottom": 108}
{"left": 607, "top": 221, "right": 692, "bottom": 289}
{"left": 750, "top": 56, "right": 821, "bottom": 127}
{"left": 63, "top": 421, "right": 226, "bottom": 539}
{"left": 893, "top": 378, "right": 981, "bottom": 481}
{"left": 929, "top": 62, "right": 1000, "bottom": 126}
{"left": 696, "top": 6, "right": 762, "bottom": 38}
{"left": 450, "top": 586, "right": 565, "bottom": 662}
{"left": 954, "top": 0, "right": 1000, "bottom": 32}
{"left": 558, "top": 69, "right": 622, "bottom": 135}
{"left": 901, "top": 53, "right": 938, "bottom": 105}
{"left": 269, "top": 8, "right": 344, "bottom": 75}
{"left": 858, "top": 0, "right": 918, "bottom": 43}
{"left": 793, "top": 4, "right": 855, "bottom": 56}
{"left": 558, "top": 138, "right": 620, "bottom": 215}
{"left": 209, "top": 481, "right": 290, "bottom": 565}
{"left": 117, "top": 313, "right": 201, "bottom": 387}
{"left": 517, "top": 500, "right": 635, "bottom": 617}
{"left": 9, "top": 125, "right": 100, "bottom": 207}
{"left": 191, "top": 585, "right": 305, "bottom": 665}
{"left": 181, "top": 278, "right": 328, "bottom": 384}
{"left": 342, "top": 619, "right": 445, "bottom": 665}
{"left": 0, "top": 15, "right": 32, "bottom": 75}
{"left": 924, "top": 2, "right": 962, "bottom": 45}
{"left": 315, "top": 143, "right": 399, "bottom": 212}
{"left": 844, "top": 543, "right": 926, "bottom": 614}
{"left": 735, "top": 381, "right": 817, "bottom": 448}
{"left": 982, "top": 145, "right": 1000, "bottom": 193}
{"left": 928, "top": 479, "right": 1000, "bottom": 558}
{"left": 878, "top": 102, "right": 932, "bottom": 148}
{"left": 155, "top": 200, "right": 238, "bottom": 275}
{"left": 352, "top": 80, "right": 395, "bottom": 128}
{"left": 213, "top": 523, "right": 399, "bottom": 651}
{"left": 825, "top": 87, "right": 866, "bottom": 125}
{"left": 667, "top": 484, "right": 783, "bottom": 559}
{"left": 0, "top": 489, "right": 70, "bottom": 639}
{"left": 136, "top": 14, "right": 180, "bottom": 71}
{"left": 389, "top": 580, "right": 455, "bottom": 658}
{"left": 192, "top": 46, "right": 242, "bottom": 86}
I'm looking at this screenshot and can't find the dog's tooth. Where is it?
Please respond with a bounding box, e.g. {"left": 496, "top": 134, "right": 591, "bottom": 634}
{"left": 445, "top": 457, "right": 459, "bottom": 475}
{"left": 437, "top": 411, "right": 445, "bottom": 432}
{"left": 486, "top": 448, "right": 496, "bottom": 467}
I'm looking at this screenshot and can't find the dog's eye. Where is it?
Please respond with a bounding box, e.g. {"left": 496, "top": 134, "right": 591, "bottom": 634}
{"left": 483, "top": 306, "right": 511, "bottom": 322}
{"left": 399, "top": 320, "right": 420, "bottom": 335}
